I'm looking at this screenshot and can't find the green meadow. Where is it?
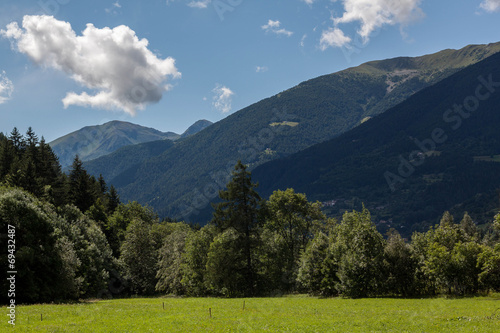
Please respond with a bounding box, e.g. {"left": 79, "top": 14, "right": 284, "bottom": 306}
{"left": 3, "top": 295, "right": 500, "bottom": 332}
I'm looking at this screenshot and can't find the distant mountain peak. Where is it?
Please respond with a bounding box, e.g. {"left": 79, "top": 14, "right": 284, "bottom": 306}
{"left": 49, "top": 121, "right": 179, "bottom": 167}
{"left": 180, "top": 119, "right": 213, "bottom": 139}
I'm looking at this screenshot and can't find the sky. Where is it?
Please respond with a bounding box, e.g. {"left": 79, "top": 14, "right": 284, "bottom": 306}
{"left": 0, "top": 0, "right": 499, "bottom": 142}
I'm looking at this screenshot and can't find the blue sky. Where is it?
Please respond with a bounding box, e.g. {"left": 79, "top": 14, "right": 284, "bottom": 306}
{"left": 0, "top": 0, "right": 499, "bottom": 142}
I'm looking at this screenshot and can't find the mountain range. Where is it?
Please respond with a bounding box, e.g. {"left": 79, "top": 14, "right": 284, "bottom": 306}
{"left": 253, "top": 51, "right": 500, "bottom": 236}
{"left": 50, "top": 119, "right": 212, "bottom": 168}
{"left": 71, "top": 42, "right": 500, "bottom": 226}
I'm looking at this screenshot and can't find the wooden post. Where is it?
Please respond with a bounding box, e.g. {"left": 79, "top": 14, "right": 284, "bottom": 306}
{"left": 41, "top": 314, "right": 43, "bottom": 321}
{"left": 163, "top": 302, "right": 165, "bottom": 310}
{"left": 209, "top": 308, "right": 212, "bottom": 319}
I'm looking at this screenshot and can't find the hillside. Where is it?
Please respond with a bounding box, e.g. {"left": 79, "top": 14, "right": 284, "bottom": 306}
{"left": 49, "top": 121, "right": 179, "bottom": 167}
{"left": 253, "top": 51, "right": 500, "bottom": 236}
{"left": 180, "top": 119, "right": 213, "bottom": 139}
{"left": 84, "top": 42, "right": 500, "bottom": 221}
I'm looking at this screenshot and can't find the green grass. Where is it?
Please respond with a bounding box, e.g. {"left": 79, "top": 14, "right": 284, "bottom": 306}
{"left": 474, "top": 155, "right": 500, "bottom": 163}
{"left": 269, "top": 121, "right": 299, "bottom": 127}
{"left": 3, "top": 295, "right": 500, "bottom": 332}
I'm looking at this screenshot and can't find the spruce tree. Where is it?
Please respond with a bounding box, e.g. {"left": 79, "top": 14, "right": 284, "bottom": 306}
{"left": 210, "top": 161, "right": 262, "bottom": 296}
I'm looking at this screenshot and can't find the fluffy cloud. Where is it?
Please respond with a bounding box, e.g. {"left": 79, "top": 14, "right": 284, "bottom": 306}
{"left": 256, "top": 66, "right": 268, "bottom": 73}
{"left": 321, "top": 0, "right": 424, "bottom": 49}
{"left": 320, "top": 27, "right": 352, "bottom": 50}
{"left": 0, "top": 15, "right": 180, "bottom": 115}
{"left": 0, "top": 71, "right": 14, "bottom": 104}
{"left": 480, "top": 0, "right": 500, "bottom": 12}
{"left": 212, "top": 84, "right": 234, "bottom": 113}
{"left": 262, "top": 20, "right": 294, "bottom": 37}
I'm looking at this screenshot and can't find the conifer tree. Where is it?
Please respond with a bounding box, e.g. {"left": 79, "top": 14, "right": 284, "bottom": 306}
{"left": 209, "top": 161, "right": 262, "bottom": 296}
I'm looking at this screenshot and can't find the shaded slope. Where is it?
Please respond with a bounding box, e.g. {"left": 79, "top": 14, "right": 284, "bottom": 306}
{"left": 253, "top": 52, "right": 500, "bottom": 235}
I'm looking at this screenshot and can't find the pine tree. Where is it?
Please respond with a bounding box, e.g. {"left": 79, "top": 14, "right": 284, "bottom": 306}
{"left": 68, "top": 155, "right": 96, "bottom": 212}
{"left": 210, "top": 161, "right": 262, "bottom": 296}
{"left": 106, "top": 185, "right": 120, "bottom": 214}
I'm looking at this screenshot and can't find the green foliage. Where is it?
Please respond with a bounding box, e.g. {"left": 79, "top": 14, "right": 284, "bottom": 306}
{"left": 107, "top": 202, "right": 156, "bottom": 256}
{"left": 155, "top": 223, "right": 192, "bottom": 295}
{"left": 296, "top": 232, "right": 330, "bottom": 295}
{"left": 477, "top": 244, "right": 500, "bottom": 291}
{"left": 263, "top": 188, "right": 325, "bottom": 292}
{"left": 57, "top": 204, "right": 117, "bottom": 298}
{"left": 180, "top": 224, "right": 216, "bottom": 296}
{"left": 205, "top": 228, "right": 247, "bottom": 297}
{"left": 383, "top": 230, "right": 418, "bottom": 296}
{"left": 333, "top": 208, "right": 386, "bottom": 297}
{"left": 0, "top": 188, "right": 79, "bottom": 303}
{"left": 120, "top": 217, "right": 157, "bottom": 295}
{"left": 210, "top": 161, "right": 262, "bottom": 296}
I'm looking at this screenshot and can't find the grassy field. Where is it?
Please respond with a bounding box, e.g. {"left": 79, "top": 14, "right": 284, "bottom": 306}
{"left": 3, "top": 295, "right": 500, "bottom": 332}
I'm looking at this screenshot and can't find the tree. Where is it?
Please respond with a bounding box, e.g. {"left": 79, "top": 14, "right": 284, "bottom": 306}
{"left": 181, "top": 225, "right": 216, "bottom": 296}
{"left": 0, "top": 187, "right": 79, "bottom": 303}
{"left": 422, "top": 212, "right": 482, "bottom": 295}
{"left": 8, "top": 127, "right": 24, "bottom": 155}
{"left": 205, "top": 228, "right": 247, "bottom": 297}
{"left": 210, "top": 161, "right": 262, "bottom": 296}
{"left": 263, "top": 189, "right": 325, "bottom": 292}
{"left": 477, "top": 244, "right": 500, "bottom": 291}
{"left": 383, "top": 230, "right": 417, "bottom": 296}
{"left": 106, "top": 185, "right": 120, "bottom": 214}
{"left": 120, "top": 218, "right": 157, "bottom": 295}
{"left": 332, "top": 208, "right": 386, "bottom": 298}
{"left": 58, "top": 204, "right": 117, "bottom": 297}
{"left": 68, "top": 156, "right": 97, "bottom": 212}
{"left": 494, "top": 213, "right": 500, "bottom": 233}
{"left": 107, "top": 202, "right": 157, "bottom": 256}
{"left": 155, "top": 224, "right": 192, "bottom": 295}
{"left": 460, "top": 212, "right": 478, "bottom": 240}
{"left": 297, "top": 231, "right": 330, "bottom": 295}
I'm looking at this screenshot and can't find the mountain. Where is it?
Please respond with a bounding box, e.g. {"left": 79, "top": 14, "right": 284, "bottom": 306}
{"left": 180, "top": 120, "right": 213, "bottom": 139}
{"left": 83, "top": 42, "right": 500, "bottom": 222}
{"left": 253, "top": 51, "right": 500, "bottom": 236}
{"left": 49, "top": 121, "right": 179, "bottom": 167}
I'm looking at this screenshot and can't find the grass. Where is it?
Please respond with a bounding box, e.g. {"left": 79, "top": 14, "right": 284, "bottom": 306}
{"left": 269, "top": 121, "right": 299, "bottom": 127}
{"left": 3, "top": 295, "right": 500, "bottom": 332}
{"left": 474, "top": 155, "right": 500, "bottom": 163}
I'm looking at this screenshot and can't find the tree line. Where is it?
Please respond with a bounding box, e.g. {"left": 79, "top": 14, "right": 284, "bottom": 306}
{"left": 1, "top": 128, "right": 499, "bottom": 304}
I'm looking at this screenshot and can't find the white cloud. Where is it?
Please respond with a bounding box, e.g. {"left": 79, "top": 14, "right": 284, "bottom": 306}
{"left": 1, "top": 15, "right": 180, "bottom": 115}
{"left": 480, "top": 0, "right": 500, "bottom": 12}
{"left": 302, "top": 0, "right": 315, "bottom": 4}
{"left": 262, "top": 20, "right": 294, "bottom": 37}
{"left": 300, "top": 34, "right": 307, "bottom": 47}
{"left": 321, "top": 0, "right": 424, "bottom": 50}
{"left": 212, "top": 84, "right": 234, "bottom": 113}
{"left": 105, "top": 1, "right": 122, "bottom": 14}
{"left": 166, "top": 0, "right": 212, "bottom": 8}
{"left": 320, "top": 27, "right": 352, "bottom": 50}
{"left": 187, "top": 0, "right": 211, "bottom": 8}
{"left": 0, "top": 71, "right": 14, "bottom": 104}
{"left": 256, "top": 66, "right": 268, "bottom": 73}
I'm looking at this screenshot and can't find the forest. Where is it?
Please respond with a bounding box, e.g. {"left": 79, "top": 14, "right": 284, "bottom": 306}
{"left": 1, "top": 128, "right": 499, "bottom": 304}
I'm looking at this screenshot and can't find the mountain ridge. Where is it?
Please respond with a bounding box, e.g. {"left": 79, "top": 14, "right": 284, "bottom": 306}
{"left": 50, "top": 119, "right": 212, "bottom": 168}
{"left": 252, "top": 51, "right": 500, "bottom": 236}
{"left": 83, "top": 42, "right": 500, "bottom": 222}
